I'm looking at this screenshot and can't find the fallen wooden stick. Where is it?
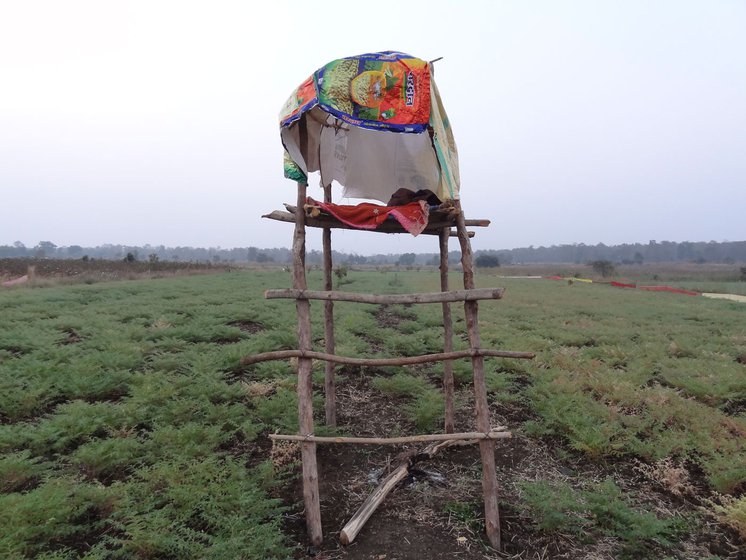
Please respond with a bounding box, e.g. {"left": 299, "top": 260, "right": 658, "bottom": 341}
{"left": 268, "top": 428, "right": 511, "bottom": 445}
{"left": 240, "top": 348, "right": 534, "bottom": 367}
{"left": 339, "top": 438, "right": 473, "bottom": 545}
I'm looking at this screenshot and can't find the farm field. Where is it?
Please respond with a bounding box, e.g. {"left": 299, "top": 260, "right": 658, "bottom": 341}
{"left": 0, "top": 258, "right": 229, "bottom": 287}
{"left": 0, "top": 269, "right": 744, "bottom": 559}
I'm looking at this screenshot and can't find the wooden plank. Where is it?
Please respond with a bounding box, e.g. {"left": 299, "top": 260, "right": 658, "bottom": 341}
{"left": 293, "top": 180, "right": 323, "bottom": 546}
{"left": 265, "top": 287, "right": 505, "bottom": 304}
{"left": 439, "top": 227, "right": 455, "bottom": 434}
{"left": 269, "top": 429, "right": 510, "bottom": 445}
{"left": 322, "top": 184, "right": 336, "bottom": 428}
{"left": 455, "top": 202, "right": 501, "bottom": 550}
{"left": 240, "top": 348, "right": 535, "bottom": 367}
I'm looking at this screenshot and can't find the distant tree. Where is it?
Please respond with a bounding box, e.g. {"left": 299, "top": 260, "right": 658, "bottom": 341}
{"left": 590, "top": 260, "right": 615, "bottom": 277}
{"left": 475, "top": 254, "right": 500, "bottom": 268}
{"left": 633, "top": 252, "right": 644, "bottom": 265}
{"left": 34, "top": 241, "right": 57, "bottom": 259}
{"left": 6, "top": 241, "right": 27, "bottom": 257}
{"left": 148, "top": 253, "right": 159, "bottom": 263}
{"left": 397, "top": 253, "right": 416, "bottom": 266}
{"left": 740, "top": 267, "right": 746, "bottom": 282}
{"left": 124, "top": 252, "right": 136, "bottom": 263}
{"left": 81, "top": 255, "right": 89, "bottom": 262}
{"left": 67, "top": 245, "right": 83, "bottom": 258}
{"left": 256, "top": 253, "right": 270, "bottom": 263}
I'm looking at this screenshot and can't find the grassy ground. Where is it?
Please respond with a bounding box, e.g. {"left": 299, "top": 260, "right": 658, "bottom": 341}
{"left": 0, "top": 269, "right": 744, "bottom": 559}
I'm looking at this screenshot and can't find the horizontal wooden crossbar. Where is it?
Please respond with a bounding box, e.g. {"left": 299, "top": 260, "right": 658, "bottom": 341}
{"left": 264, "top": 287, "right": 505, "bottom": 304}
{"left": 239, "top": 348, "right": 535, "bottom": 366}
{"left": 269, "top": 428, "right": 511, "bottom": 445}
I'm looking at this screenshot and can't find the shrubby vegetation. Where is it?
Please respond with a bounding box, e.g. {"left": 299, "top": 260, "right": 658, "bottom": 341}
{"left": 0, "top": 273, "right": 292, "bottom": 558}
{"left": 0, "top": 268, "right": 743, "bottom": 557}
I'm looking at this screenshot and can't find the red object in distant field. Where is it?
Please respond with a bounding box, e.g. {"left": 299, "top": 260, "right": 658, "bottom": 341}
{"left": 610, "top": 281, "right": 637, "bottom": 289}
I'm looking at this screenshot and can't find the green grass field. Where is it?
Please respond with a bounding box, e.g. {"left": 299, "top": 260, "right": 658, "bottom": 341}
{"left": 1, "top": 269, "right": 744, "bottom": 558}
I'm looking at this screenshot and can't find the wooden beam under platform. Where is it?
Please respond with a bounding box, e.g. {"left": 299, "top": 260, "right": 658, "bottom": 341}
{"left": 262, "top": 210, "right": 477, "bottom": 237}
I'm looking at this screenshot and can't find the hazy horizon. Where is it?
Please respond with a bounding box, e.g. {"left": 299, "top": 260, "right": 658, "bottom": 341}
{"left": 4, "top": 237, "right": 745, "bottom": 259}
{"left": 2, "top": 1, "right": 744, "bottom": 255}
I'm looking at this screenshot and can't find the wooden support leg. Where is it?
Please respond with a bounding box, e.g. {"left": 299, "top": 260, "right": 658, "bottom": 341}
{"left": 322, "top": 184, "right": 336, "bottom": 427}
{"left": 455, "top": 203, "right": 501, "bottom": 550}
{"left": 439, "top": 227, "right": 455, "bottom": 434}
{"left": 294, "top": 181, "right": 323, "bottom": 546}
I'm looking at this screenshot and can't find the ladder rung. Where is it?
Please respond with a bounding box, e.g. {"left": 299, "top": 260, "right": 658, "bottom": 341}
{"left": 264, "top": 288, "right": 504, "bottom": 304}
{"left": 240, "top": 348, "right": 535, "bottom": 367}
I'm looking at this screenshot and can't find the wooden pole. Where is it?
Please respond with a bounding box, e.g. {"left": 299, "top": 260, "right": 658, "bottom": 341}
{"left": 265, "top": 287, "right": 505, "bottom": 304}
{"left": 269, "top": 429, "right": 511, "bottom": 445}
{"left": 322, "top": 184, "right": 336, "bottom": 427}
{"left": 455, "top": 202, "right": 501, "bottom": 550}
{"left": 439, "top": 227, "right": 455, "bottom": 434}
{"left": 240, "top": 348, "right": 535, "bottom": 367}
{"left": 294, "top": 179, "right": 323, "bottom": 546}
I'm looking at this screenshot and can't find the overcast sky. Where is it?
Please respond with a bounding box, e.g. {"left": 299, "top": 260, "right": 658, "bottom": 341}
{"left": 1, "top": 0, "right": 744, "bottom": 255}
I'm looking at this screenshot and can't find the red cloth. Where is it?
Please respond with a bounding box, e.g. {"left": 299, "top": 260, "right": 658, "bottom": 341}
{"left": 308, "top": 197, "right": 429, "bottom": 236}
{"left": 611, "top": 281, "right": 637, "bottom": 289}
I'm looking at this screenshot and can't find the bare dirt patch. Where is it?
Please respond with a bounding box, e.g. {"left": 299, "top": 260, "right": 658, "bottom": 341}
{"left": 702, "top": 293, "right": 746, "bottom": 303}
{"left": 59, "top": 328, "right": 83, "bottom": 345}
{"left": 229, "top": 320, "right": 265, "bottom": 334}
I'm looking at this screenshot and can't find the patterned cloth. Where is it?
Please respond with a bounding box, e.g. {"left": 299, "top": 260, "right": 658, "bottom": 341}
{"left": 280, "top": 51, "right": 431, "bottom": 133}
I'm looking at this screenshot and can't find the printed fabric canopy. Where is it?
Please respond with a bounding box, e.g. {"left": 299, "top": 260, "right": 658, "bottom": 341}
{"left": 279, "top": 51, "right": 460, "bottom": 203}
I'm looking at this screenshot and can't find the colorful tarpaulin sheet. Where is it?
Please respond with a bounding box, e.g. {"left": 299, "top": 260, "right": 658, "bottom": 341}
{"left": 280, "top": 51, "right": 460, "bottom": 203}
{"left": 280, "top": 52, "right": 431, "bottom": 133}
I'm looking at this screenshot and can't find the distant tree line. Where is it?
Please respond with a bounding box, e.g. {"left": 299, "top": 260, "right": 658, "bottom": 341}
{"left": 473, "top": 240, "right": 746, "bottom": 265}
{"left": 0, "top": 239, "right": 744, "bottom": 265}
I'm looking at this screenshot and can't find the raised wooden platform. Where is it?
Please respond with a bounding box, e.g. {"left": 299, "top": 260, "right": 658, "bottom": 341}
{"left": 262, "top": 202, "right": 490, "bottom": 237}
